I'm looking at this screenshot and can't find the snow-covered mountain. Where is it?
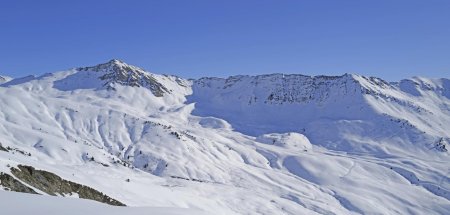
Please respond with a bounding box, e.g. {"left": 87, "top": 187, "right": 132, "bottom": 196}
{"left": 0, "top": 75, "right": 12, "bottom": 84}
{"left": 190, "top": 73, "right": 450, "bottom": 152}
{"left": 0, "top": 60, "right": 449, "bottom": 214}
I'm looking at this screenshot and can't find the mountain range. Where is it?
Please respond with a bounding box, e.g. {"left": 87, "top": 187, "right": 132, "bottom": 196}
{"left": 0, "top": 59, "right": 449, "bottom": 214}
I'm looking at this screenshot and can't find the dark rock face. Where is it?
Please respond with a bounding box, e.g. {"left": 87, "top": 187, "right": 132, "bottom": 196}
{"left": 0, "top": 143, "right": 8, "bottom": 152}
{"left": 10, "top": 165, "right": 125, "bottom": 206}
{"left": 0, "top": 172, "right": 38, "bottom": 194}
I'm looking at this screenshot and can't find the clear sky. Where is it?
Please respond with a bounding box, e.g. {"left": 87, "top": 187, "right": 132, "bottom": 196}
{"left": 1, "top": 0, "right": 450, "bottom": 80}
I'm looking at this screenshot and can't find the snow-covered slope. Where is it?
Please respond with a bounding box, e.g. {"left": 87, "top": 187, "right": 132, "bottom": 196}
{"left": 190, "top": 73, "right": 450, "bottom": 153}
{"left": 0, "top": 60, "right": 449, "bottom": 214}
{"left": 0, "top": 190, "right": 207, "bottom": 215}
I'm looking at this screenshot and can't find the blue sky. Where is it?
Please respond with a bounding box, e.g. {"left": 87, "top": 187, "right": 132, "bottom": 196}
{"left": 1, "top": 0, "right": 449, "bottom": 80}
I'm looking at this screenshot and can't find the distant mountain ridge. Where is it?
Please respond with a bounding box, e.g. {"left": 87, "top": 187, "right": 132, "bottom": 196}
{"left": 0, "top": 75, "right": 12, "bottom": 84}
{"left": 190, "top": 70, "right": 449, "bottom": 152}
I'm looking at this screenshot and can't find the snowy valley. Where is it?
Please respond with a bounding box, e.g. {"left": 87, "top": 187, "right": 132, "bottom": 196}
{"left": 0, "top": 59, "right": 449, "bottom": 214}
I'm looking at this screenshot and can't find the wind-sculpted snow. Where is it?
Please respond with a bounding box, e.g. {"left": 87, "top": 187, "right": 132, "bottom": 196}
{"left": 0, "top": 60, "right": 449, "bottom": 214}
{"left": 256, "top": 133, "right": 312, "bottom": 150}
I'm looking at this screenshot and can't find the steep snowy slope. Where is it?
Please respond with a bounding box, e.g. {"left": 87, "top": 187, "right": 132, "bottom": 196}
{"left": 0, "top": 60, "right": 449, "bottom": 214}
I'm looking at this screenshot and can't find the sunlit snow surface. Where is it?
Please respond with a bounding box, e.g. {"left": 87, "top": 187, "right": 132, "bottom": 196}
{"left": 0, "top": 190, "right": 207, "bottom": 215}
{"left": 0, "top": 61, "right": 449, "bottom": 214}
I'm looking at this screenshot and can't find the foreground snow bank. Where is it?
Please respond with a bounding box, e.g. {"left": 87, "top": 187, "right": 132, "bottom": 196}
{"left": 0, "top": 191, "right": 207, "bottom": 215}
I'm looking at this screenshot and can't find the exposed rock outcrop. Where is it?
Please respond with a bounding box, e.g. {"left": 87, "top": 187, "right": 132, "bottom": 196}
{"left": 0, "top": 172, "right": 38, "bottom": 194}
{"left": 10, "top": 165, "right": 125, "bottom": 206}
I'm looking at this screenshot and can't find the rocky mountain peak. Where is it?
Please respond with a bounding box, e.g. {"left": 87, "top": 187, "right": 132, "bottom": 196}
{"left": 77, "top": 59, "right": 169, "bottom": 97}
